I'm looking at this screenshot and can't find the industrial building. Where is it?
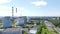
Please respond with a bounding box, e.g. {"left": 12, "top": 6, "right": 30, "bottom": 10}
{"left": 16, "top": 16, "right": 27, "bottom": 26}
{"left": 0, "top": 28, "right": 23, "bottom": 34}
{"left": 2, "top": 16, "right": 12, "bottom": 28}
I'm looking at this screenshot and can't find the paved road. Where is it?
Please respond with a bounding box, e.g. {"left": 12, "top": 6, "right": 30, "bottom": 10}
{"left": 45, "top": 21, "right": 60, "bottom": 34}
{"left": 56, "top": 27, "right": 60, "bottom": 34}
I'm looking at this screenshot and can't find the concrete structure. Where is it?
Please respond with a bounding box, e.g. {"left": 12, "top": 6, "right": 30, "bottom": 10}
{"left": 16, "top": 16, "right": 27, "bottom": 26}
{"left": 0, "top": 28, "right": 23, "bottom": 34}
{"left": 2, "top": 28, "right": 23, "bottom": 34}
{"left": 2, "top": 17, "right": 12, "bottom": 28}
{"left": 12, "top": 7, "right": 14, "bottom": 17}
{"left": 0, "top": 29, "right": 4, "bottom": 34}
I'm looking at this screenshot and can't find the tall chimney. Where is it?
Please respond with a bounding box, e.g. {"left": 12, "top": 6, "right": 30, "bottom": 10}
{"left": 16, "top": 8, "right": 17, "bottom": 13}
{"left": 12, "top": 6, "right": 14, "bottom": 17}
{"left": 16, "top": 8, "right": 17, "bottom": 17}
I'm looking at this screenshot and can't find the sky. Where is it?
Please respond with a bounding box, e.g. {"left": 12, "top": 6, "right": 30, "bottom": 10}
{"left": 0, "top": 0, "right": 60, "bottom": 16}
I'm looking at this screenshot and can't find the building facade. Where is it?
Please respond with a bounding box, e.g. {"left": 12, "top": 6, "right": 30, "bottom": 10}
{"left": 16, "top": 16, "right": 27, "bottom": 26}
{"left": 2, "top": 17, "right": 12, "bottom": 28}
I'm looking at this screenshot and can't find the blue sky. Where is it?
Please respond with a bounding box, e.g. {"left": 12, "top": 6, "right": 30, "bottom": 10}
{"left": 0, "top": 0, "right": 60, "bottom": 16}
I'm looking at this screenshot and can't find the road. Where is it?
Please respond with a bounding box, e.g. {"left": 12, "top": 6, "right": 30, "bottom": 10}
{"left": 45, "top": 21, "right": 60, "bottom": 34}
{"left": 56, "top": 27, "right": 60, "bottom": 34}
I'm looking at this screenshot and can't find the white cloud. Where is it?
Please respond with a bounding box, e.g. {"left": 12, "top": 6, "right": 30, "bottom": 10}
{"left": 0, "top": 0, "right": 11, "bottom": 4}
{"left": 32, "top": 1, "right": 47, "bottom": 6}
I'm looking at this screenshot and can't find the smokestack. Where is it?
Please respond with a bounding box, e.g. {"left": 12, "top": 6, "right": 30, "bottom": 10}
{"left": 12, "top": 6, "right": 14, "bottom": 17}
{"left": 16, "top": 8, "right": 17, "bottom": 13}
{"left": 16, "top": 8, "right": 17, "bottom": 17}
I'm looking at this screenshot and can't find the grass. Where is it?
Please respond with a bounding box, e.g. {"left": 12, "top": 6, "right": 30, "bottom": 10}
{"left": 24, "top": 31, "right": 27, "bottom": 34}
{"left": 52, "top": 27, "right": 59, "bottom": 34}
{"left": 41, "top": 28, "right": 52, "bottom": 34}
{"left": 0, "top": 25, "right": 3, "bottom": 29}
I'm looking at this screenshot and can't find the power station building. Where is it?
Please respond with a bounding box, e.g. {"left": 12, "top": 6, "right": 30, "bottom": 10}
{"left": 16, "top": 16, "right": 27, "bottom": 26}
{"left": 2, "top": 17, "right": 12, "bottom": 28}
